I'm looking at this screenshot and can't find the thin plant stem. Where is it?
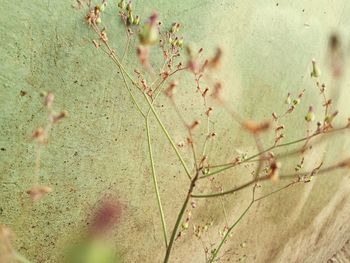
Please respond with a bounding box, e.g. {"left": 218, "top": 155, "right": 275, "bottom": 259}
{"left": 146, "top": 118, "right": 168, "bottom": 248}
{"left": 192, "top": 159, "right": 348, "bottom": 199}
{"left": 94, "top": 24, "right": 192, "bottom": 180}
{"left": 200, "top": 126, "right": 348, "bottom": 180}
{"left": 93, "top": 23, "right": 191, "bottom": 180}
{"left": 164, "top": 171, "right": 200, "bottom": 263}
{"left": 208, "top": 201, "right": 254, "bottom": 263}
{"left": 143, "top": 93, "right": 192, "bottom": 180}
{"left": 254, "top": 181, "right": 298, "bottom": 202}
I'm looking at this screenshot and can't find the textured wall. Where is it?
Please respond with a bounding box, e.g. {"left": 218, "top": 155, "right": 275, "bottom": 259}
{"left": 1, "top": 0, "right": 350, "bottom": 262}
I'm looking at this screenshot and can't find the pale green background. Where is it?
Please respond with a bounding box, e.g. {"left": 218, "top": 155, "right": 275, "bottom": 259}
{"left": 1, "top": 0, "right": 350, "bottom": 262}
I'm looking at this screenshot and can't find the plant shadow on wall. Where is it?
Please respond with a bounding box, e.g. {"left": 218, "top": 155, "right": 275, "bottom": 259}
{"left": 2, "top": 0, "right": 350, "bottom": 262}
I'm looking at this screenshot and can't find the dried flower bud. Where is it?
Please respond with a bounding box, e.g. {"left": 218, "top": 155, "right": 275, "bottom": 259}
{"left": 323, "top": 99, "right": 332, "bottom": 107}
{"left": 118, "top": 0, "right": 125, "bottom": 9}
{"left": 324, "top": 110, "right": 338, "bottom": 124}
{"left": 272, "top": 112, "right": 278, "bottom": 120}
{"left": 51, "top": 110, "right": 68, "bottom": 123}
{"left": 268, "top": 161, "right": 281, "bottom": 182}
{"left": 92, "top": 39, "right": 100, "bottom": 48}
{"left": 137, "top": 45, "right": 150, "bottom": 67}
{"left": 209, "top": 132, "right": 217, "bottom": 139}
{"left": 339, "top": 159, "right": 350, "bottom": 168}
{"left": 275, "top": 125, "right": 284, "bottom": 131}
{"left": 191, "top": 201, "right": 197, "bottom": 208}
{"left": 311, "top": 59, "right": 321, "bottom": 78}
{"left": 26, "top": 185, "right": 52, "bottom": 201}
{"left": 171, "top": 22, "right": 180, "bottom": 33}
{"left": 126, "top": 1, "right": 132, "bottom": 11}
{"left": 292, "top": 98, "right": 300, "bottom": 105}
{"left": 202, "top": 88, "right": 209, "bottom": 97}
{"left": 209, "top": 48, "right": 222, "bottom": 69}
{"left": 188, "top": 59, "right": 199, "bottom": 73}
{"left": 138, "top": 23, "right": 158, "bottom": 45}
{"left": 189, "top": 120, "right": 201, "bottom": 130}
{"left": 165, "top": 81, "right": 177, "bottom": 97}
{"left": 206, "top": 107, "right": 213, "bottom": 116}
{"left": 285, "top": 93, "right": 291, "bottom": 104}
{"left": 45, "top": 92, "right": 54, "bottom": 109}
{"left": 243, "top": 120, "right": 271, "bottom": 134}
{"left": 100, "top": 1, "right": 107, "bottom": 12}
{"left": 298, "top": 89, "right": 305, "bottom": 99}
{"left": 127, "top": 12, "right": 134, "bottom": 25}
{"left": 212, "top": 82, "right": 222, "bottom": 99}
{"left": 32, "top": 127, "right": 45, "bottom": 141}
{"left": 134, "top": 15, "right": 140, "bottom": 25}
{"left": 305, "top": 106, "right": 315, "bottom": 122}
{"left": 100, "top": 29, "right": 108, "bottom": 42}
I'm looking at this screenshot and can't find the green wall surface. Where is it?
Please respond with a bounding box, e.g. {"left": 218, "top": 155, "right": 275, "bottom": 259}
{"left": 1, "top": 0, "right": 350, "bottom": 262}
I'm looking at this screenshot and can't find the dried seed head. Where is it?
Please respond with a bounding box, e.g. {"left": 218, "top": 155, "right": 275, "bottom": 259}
{"left": 292, "top": 98, "right": 300, "bottom": 105}
{"left": 272, "top": 112, "right": 278, "bottom": 121}
{"left": 209, "top": 48, "right": 222, "bottom": 69}
{"left": 189, "top": 120, "right": 201, "bottom": 130}
{"left": 324, "top": 110, "right": 338, "bottom": 124}
{"left": 165, "top": 81, "right": 178, "bottom": 97}
{"left": 311, "top": 59, "right": 321, "bottom": 78}
{"left": 339, "top": 159, "right": 350, "bottom": 168}
{"left": 100, "top": 29, "right": 108, "bottom": 42}
{"left": 32, "top": 127, "right": 45, "bottom": 141}
{"left": 92, "top": 39, "right": 100, "bottom": 48}
{"left": 206, "top": 107, "right": 213, "bottom": 116}
{"left": 138, "top": 23, "right": 158, "bottom": 45}
{"left": 149, "top": 11, "right": 158, "bottom": 26}
{"left": 329, "top": 33, "right": 340, "bottom": 52}
{"left": 134, "top": 15, "right": 140, "bottom": 25}
{"left": 137, "top": 45, "right": 150, "bottom": 67}
{"left": 209, "top": 132, "right": 217, "bottom": 139}
{"left": 323, "top": 99, "right": 332, "bottom": 107}
{"left": 243, "top": 120, "right": 271, "bottom": 134}
{"left": 188, "top": 59, "right": 199, "bottom": 73}
{"left": 44, "top": 92, "right": 54, "bottom": 109}
{"left": 305, "top": 106, "right": 315, "bottom": 122}
{"left": 26, "top": 185, "right": 52, "bottom": 201}
{"left": 126, "top": 1, "right": 132, "bottom": 11}
{"left": 191, "top": 201, "right": 197, "bottom": 208}
{"left": 170, "top": 22, "right": 181, "bottom": 33}
{"left": 285, "top": 93, "right": 291, "bottom": 104}
{"left": 51, "top": 110, "right": 68, "bottom": 123}
{"left": 275, "top": 125, "right": 284, "bottom": 131}
{"left": 118, "top": 0, "right": 125, "bottom": 9}
{"left": 212, "top": 82, "right": 222, "bottom": 99}
{"left": 127, "top": 12, "right": 134, "bottom": 25}
{"left": 268, "top": 161, "right": 281, "bottom": 182}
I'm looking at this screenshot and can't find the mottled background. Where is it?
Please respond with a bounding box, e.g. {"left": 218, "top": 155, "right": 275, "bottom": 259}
{"left": 1, "top": 0, "right": 350, "bottom": 262}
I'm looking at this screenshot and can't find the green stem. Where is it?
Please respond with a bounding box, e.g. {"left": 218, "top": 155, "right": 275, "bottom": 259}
{"left": 192, "top": 177, "right": 269, "bottom": 199}
{"left": 143, "top": 93, "right": 192, "bottom": 180}
{"left": 120, "top": 69, "right": 145, "bottom": 118}
{"left": 146, "top": 118, "right": 168, "bottom": 248}
{"left": 107, "top": 46, "right": 192, "bottom": 181}
{"left": 200, "top": 131, "right": 327, "bottom": 180}
{"left": 164, "top": 171, "right": 199, "bottom": 263}
{"left": 208, "top": 202, "right": 253, "bottom": 263}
